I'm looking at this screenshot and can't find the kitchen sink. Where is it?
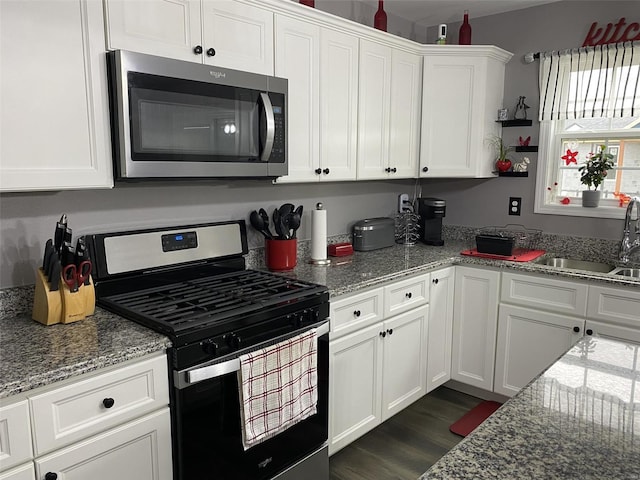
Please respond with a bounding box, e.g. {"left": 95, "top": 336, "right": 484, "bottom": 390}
{"left": 534, "top": 257, "right": 615, "bottom": 273}
{"left": 609, "top": 267, "right": 640, "bottom": 278}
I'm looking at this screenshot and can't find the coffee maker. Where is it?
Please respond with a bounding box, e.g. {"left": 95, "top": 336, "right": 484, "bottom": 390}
{"left": 417, "top": 197, "right": 446, "bottom": 246}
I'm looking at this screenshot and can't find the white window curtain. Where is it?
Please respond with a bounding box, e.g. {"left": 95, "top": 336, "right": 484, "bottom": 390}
{"left": 538, "top": 41, "right": 640, "bottom": 121}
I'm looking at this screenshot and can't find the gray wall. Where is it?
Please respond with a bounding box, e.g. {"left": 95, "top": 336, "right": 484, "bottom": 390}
{"left": 421, "top": 1, "right": 636, "bottom": 238}
{"left": 0, "top": 1, "right": 633, "bottom": 288}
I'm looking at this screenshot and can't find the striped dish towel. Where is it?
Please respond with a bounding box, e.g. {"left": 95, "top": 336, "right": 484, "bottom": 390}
{"left": 238, "top": 329, "right": 318, "bottom": 450}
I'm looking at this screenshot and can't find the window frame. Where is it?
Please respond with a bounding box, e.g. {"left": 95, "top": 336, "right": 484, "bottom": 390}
{"left": 534, "top": 120, "right": 640, "bottom": 219}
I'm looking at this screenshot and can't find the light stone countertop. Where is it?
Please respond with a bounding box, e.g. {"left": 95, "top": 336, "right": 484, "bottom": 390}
{"left": 1, "top": 240, "right": 638, "bottom": 400}
{"left": 420, "top": 335, "right": 640, "bottom": 479}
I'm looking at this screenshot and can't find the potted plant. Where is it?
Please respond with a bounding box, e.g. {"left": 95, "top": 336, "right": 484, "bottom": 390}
{"left": 578, "top": 145, "right": 615, "bottom": 207}
{"left": 488, "top": 136, "right": 514, "bottom": 172}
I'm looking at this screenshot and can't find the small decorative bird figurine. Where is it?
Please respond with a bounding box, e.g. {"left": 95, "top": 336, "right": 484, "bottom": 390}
{"left": 514, "top": 96, "right": 530, "bottom": 120}
{"left": 519, "top": 136, "right": 531, "bottom": 147}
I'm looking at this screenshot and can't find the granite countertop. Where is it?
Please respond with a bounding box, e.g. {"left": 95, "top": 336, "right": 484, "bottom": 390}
{"left": 420, "top": 335, "right": 640, "bottom": 479}
{"left": 0, "top": 287, "right": 171, "bottom": 399}
{"left": 1, "top": 240, "right": 637, "bottom": 400}
{"left": 269, "top": 241, "right": 640, "bottom": 297}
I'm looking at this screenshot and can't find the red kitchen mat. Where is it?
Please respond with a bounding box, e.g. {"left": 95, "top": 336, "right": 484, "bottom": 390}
{"left": 449, "top": 400, "right": 502, "bottom": 437}
{"left": 460, "top": 248, "right": 546, "bottom": 262}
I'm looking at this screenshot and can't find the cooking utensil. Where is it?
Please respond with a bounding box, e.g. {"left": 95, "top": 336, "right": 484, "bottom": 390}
{"left": 249, "top": 210, "right": 272, "bottom": 239}
{"left": 272, "top": 208, "right": 283, "bottom": 239}
{"left": 258, "top": 208, "right": 274, "bottom": 239}
{"left": 289, "top": 212, "right": 301, "bottom": 239}
{"left": 278, "top": 204, "right": 294, "bottom": 239}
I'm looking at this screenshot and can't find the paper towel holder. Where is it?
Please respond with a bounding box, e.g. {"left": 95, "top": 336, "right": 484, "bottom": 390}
{"left": 309, "top": 202, "right": 331, "bottom": 266}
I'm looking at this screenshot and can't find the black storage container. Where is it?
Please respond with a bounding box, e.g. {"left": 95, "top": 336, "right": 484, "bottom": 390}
{"left": 475, "top": 234, "right": 514, "bottom": 256}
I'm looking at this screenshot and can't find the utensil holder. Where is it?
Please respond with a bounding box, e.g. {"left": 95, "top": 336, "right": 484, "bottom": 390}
{"left": 265, "top": 239, "right": 297, "bottom": 271}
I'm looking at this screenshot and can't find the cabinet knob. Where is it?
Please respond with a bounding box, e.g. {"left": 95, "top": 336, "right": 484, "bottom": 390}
{"left": 206, "top": 47, "right": 216, "bottom": 57}
{"left": 102, "top": 397, "right": 115, "bottom": 409}
{"left": 193, "top": 45, "right": 203, "bottom": 55}
{"left": 432, "top": 278, "right": 439, "bottom": 284}
{"left": 391, "top": 167, "right": 397, "bottom": 173}
{"left": 385, "top": 167, "right": 391, "bottom": 173}
{"left": 315, "top": 168, "right": 322, "bottom": 175}
{"left": 387, "top": 328, "right": 393, "bottom": 335}
{"left": 405, "top": 292, "right": 412, "bottom": 299}
{"left": 586, "top": 329, "right": 593, "bottom": 335}
{"left": 573, "top": 326, "right": 581, "bottom": 333}
{"left": 323, "top": 168, "right": 330, "bottom": 175}
{"left": 353, "top": 310, "right": 361, "bottom": 317}
{"left": 45, "top": 473, "right": 58, "bottom": 480}
{"left": 380, "top": 331, "right": 386, "bottom": 338}
{"left": 422, "top": 166, "right": 429, "bottom": 173}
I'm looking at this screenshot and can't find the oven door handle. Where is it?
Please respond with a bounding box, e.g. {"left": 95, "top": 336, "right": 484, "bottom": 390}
{"left": 180, "top": 322, "right": 330, "bottom": 386}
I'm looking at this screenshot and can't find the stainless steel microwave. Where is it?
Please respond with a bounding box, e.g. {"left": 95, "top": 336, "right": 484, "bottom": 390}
{"left": 107, "top": 50, "right": 287, "bottom": 179}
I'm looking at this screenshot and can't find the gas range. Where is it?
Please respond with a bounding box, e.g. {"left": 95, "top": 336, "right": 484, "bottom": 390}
{"left": 86, "top": 220, "right": 330, "bottom": 480}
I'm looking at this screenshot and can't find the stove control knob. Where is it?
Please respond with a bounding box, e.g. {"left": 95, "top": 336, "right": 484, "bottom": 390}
{"left": 201, "top": 339, "right": 218, "bottom": 356}
{"left": 226, "top": 333, "right": 242, "bottom": 350}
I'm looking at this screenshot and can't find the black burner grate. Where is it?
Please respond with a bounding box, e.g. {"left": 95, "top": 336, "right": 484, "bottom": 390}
{"left": 101, "top": 270, "right": 325, "bottom": 334}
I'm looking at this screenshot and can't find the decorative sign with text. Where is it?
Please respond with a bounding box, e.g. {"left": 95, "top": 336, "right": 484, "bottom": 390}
{"left": 582, "top": 17, "right": 640, "bottom": 46}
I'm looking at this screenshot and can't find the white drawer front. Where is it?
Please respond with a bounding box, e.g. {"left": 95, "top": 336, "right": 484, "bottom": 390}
{"left": 30, "top": 354, "right": 169, "bottom": 455}
{"left": 0, "top": 400, "right": 32, "bottom": 471}
{"left": 501, "top": 272, "right": 588, "bottom": 316}
{"left": 330, "top": 288, "right": 383, "bottom": 339}
{"left": 383, "top": 273, "right": 430, "bottom": 317}
{"left": 0, "top": 463, "right": 35, "bottom": 480}
{"left": 587, "top": 285, "right": 640, "bottom": 327}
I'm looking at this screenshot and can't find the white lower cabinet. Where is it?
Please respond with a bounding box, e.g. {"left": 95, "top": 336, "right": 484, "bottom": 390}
{"left": 35, "top": 409, "right": 172, "bottom": 480}
{"left": 0, "top": 463, "right": 35, "bottom": 480}
{"left": 586, "top": 284, "right": 640, "bottom": 327}
{"left": 0, "top": 353, "right": 171, "bottom": 480}
{"left": 451, "top": 266, "right": 500, "bottom": 391}
{"left": 426, "top": 267, "right": 454, "bottom": 393}
{"left": 494, "top": 305, "right": 583, "bottom": 397}
{"left": 329, "top": 304, "right": 428, "bottom": 455}
{"left": 585, "top": 319, "right": 640, "bottom": 344}
{"left": 0, "top": 401, "right": 32, "bottom": 472}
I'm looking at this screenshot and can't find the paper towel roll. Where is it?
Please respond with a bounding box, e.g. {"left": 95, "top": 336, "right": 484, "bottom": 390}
{"left": 310, "top": 203, "right": 327, "bottom": 261}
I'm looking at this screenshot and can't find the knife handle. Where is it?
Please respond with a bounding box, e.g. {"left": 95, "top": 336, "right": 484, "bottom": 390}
{"left": 32, "top": 268, "right": 63, "bottom": 325}
{"left": 61, "top": 279, "right": 87, "bottom": 324}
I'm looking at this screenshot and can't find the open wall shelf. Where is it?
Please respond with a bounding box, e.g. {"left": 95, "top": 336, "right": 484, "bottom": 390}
{"left": 497, "top": 120, "right": 533, "bottom": 127}
{"left": 514, "top": 146, "right": 538, "bottom": 152}
{"left": 498, "top": 171, "right": 529, "bottom": 177}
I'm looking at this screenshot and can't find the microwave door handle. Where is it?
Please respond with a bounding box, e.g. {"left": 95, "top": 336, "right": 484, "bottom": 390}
{"left": 259, "top": 92, "right": 275, "bottom": 162}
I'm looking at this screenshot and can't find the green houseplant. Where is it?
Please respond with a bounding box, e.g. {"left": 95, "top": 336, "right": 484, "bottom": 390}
{"left": 488, "top": 135, "right": 514, "bottom": 172}
{"left": 578, "top": 145, "right": 615, "bottom": 207}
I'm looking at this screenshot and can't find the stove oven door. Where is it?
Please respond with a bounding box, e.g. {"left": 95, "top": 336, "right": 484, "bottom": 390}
{"left": 171, "top": 330, "right": 329, "bottom": 480}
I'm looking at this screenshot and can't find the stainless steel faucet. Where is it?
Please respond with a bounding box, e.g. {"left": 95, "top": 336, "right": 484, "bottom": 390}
{"left": 619, "top": 196, "right": 640, "bottom": 263}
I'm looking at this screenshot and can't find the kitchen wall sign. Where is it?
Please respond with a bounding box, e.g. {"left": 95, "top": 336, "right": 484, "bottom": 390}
{"left": 582, "top": 17, "right": 640, "bottom": 46}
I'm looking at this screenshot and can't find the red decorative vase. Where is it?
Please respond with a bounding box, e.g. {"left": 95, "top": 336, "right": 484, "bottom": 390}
{"left": 299, "top": 0, "right": 314, "bottom": 7}
{"left": 374, "top": 1, "right": 387, "bottom": 32}
{"left": 496, "top": 159, "right": 512, "bottom": 172}
{"left": 458, "top": 10, "right": 472, "bottom": 45}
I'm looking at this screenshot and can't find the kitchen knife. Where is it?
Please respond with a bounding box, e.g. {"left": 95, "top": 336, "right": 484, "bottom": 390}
{"left": 48, "top": 260, "right": 61, "bottom": 292}
{"left": 53, "top": 214, "right": 67, "bottom": 255}
{"left": 42, "top": 239, "right": 54, "bottom": 270}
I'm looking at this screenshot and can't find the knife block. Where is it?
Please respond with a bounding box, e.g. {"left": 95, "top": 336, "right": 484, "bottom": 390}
{"left": 32, "top": 268, "right": 63, "bottom": 326}
{"left": 32, "top": 268, "right": 96, "bottom": 325}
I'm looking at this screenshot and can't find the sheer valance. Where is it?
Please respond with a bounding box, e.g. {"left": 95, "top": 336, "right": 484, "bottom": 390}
{"left": 538, "top": 41, "right": 640, "bottom": 121}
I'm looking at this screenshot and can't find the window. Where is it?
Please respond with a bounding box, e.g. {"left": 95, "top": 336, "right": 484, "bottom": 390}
{"left": 535, "top": 42, "right": 640, "bottom": 218}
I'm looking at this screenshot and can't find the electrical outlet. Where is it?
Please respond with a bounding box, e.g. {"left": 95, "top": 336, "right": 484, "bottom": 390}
{"left": 398, "top": 193, "right": 410, "bottom": 212}
{"left": 509, "top": 197, "right": 522, "bottom": 216}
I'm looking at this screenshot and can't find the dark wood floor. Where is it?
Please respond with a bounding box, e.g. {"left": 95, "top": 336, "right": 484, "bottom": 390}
{"left": 329, "top": 386, "right": 482, "bottom": 480}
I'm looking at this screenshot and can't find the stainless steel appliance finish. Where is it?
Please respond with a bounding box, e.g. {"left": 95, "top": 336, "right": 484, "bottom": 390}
{"left": 352, "top": 217, "right": 395, "bottom": 251}
{"left": 86, "top": 220, "right": 329, "bottom": 480}
{"left": 107, "top": 50, "right": 288, "bottom": 179}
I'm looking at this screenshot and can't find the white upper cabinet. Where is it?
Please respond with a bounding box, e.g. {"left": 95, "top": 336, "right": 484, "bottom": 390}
{"left": 274, "top": 15, "right": 320, "bottom": 183}
{"left": 105, "top": 0, "right": 274, "bottom": 75}
{"left": 420, "top": 46, "right": 512, "bottom": 178}
{"left": 0, "top": 0, "right": 113, "bottom": 192}
{"left": 274, "top": 16, "right": 358, "bottom": 183}
{"left": 357, "top": 40, "right": 422, "bottom": 180}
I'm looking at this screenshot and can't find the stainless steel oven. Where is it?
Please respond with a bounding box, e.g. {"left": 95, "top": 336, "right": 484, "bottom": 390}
{"left": 87, "top": 221, "right": 329, "bottom": 480}
{"left": 107, "top": 50, "right": 287, "bottom": 180}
